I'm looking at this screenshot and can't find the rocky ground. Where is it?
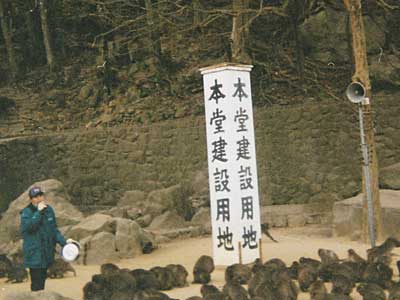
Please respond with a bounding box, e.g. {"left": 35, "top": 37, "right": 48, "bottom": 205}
{"left": 0, "top": 227, "right": 395, "bottom": 300}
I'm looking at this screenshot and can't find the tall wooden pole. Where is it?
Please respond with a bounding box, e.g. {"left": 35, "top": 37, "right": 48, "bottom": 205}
{"left": 344, "top": 0, "right": 383, "bottom": 244}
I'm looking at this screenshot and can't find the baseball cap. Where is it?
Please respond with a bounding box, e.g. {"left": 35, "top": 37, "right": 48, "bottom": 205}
{"left": 29, "top": 186, "right": 44, "bottom": 199}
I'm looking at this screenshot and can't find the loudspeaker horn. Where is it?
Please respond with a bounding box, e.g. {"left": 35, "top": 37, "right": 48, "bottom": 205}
{"left": 345, "top": 82, "right": 366, "bottom": 103}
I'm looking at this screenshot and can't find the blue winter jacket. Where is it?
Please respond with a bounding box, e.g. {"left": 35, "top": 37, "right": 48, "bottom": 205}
{"left": 20, "top": 203, "right": 66, "bottom": 268}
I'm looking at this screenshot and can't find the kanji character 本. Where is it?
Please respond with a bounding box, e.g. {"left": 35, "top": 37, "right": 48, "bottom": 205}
{"left": 236, "top": 136, "right": 251, "bottom": 160}
{"left": 209, "top": 79, "right": 226, "bottom": 104}
{"left": 212, "top": 137, "right": 228, "bottom": 162}
{"left": 232, "top": 78, "right": 248, "bottom": 102}
{"left": 216, "top": 198, "right": 230, "bottom": 222}
{"left": 238, "top": 165, "right": 254, "bottom": 190}
{"left": 214, "top": 168, "right": 231, "bottom": 192}
{"left": 217, "top": 226, "right": 234, "bottom": 251}
{"left": 241, "top": 196, "right": 254, "bottom": 220}
{"left": 242, "top": 225, "right": 258, "bottom": 249}
{"left": 234, "top": 107, "right": 249, "bottom": 132}
{"left": 210, "top": 108, "right": 226, "bottom": 134}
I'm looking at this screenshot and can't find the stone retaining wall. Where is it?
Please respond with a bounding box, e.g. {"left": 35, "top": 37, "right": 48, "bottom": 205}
{"left": 1, "top": 93, "right": 399, "bottom": 212}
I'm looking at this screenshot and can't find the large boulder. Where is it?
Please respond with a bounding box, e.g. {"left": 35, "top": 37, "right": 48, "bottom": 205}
{"left": 113, "top": 218, "right": 142, "bottom": 258}
{"left": 333, "top": 189, "right": 400, "bottom": 240}
{"left": 3, "top": 291, "right": 73, "bottom": 300}
{"left": 0, "top": 179, "right": 83, "bottom": 243}
{"left": 66, "top": 213, "right": 114, "bottom": 240}
{"left": 73, "top": 216, "right": 157, "bottom": 265}
{"left": 82, "top": 231, "right": 119, "bottom": 265}
{"left": 148, "top": 211, "right": 186, "bottom": 232}
{"left": 145, "top": 184, "right": 193, "bottom": 220}
{"left": 380, "top": 163, "right": 400, "bottom": 190}
{"left": 190, "top": 207, "right": 211, "bottom": 226}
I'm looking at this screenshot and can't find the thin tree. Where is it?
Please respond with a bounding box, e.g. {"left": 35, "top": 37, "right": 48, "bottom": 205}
{"left": 39, "top": 0, "right": 57, "bottom": 70}
{"left": 231, "top": 0, "right": 251, "bottom": 63}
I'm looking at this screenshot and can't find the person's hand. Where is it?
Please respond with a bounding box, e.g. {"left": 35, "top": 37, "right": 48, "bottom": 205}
{"left": 38, "top": 202, "right": 47, "bottom": 211}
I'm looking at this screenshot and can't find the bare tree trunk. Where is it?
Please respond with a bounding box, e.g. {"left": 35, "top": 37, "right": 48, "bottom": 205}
{"left": 344, "top": 0, "right": 383, "bottom": 244}
{"left": 231, "top": 0, "right": 251, "bottom": 64}
{"left": 144, "top": 0, "right": 162, "bottom": 62}
{"left": 0, "top": 0, "right": 18, "bottom": 79}
{"left": 39, "top": 0, "right": 57, "bottom": 70}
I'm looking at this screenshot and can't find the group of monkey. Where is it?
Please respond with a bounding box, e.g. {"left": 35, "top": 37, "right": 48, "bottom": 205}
{"left": 0, "top": 253, "right": 76, "bottom": 283}
{"left": 81, "top": 236, "right": 400, "bottom": 300}
{"left": 2, "top": 236, "right": 400, "bottom": 299}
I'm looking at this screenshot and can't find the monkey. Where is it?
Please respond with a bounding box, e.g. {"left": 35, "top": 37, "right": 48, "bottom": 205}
{"left": 201, "top": 284, "right": 224, "bottom": 300}
{"left": 331, "top": 274, "right": 355, "bottom": 295}
{"left": 310, "top": 280, "right": 353, "bottom": 300}
{"left": 0, "top": 254, "right": 12, "bottom": 278}
{"left": 150, "top": 266, "right": 175, "bottom": 290}
{"left": 357, "top": 282, "right": 386, "bottom": 300}
{"left": 5, "top": 263, "right": 28, "bottom": 283}
{"left": 193, "top": 255, "right": 215, "bottom": 284}
{"left": 340, "top": 260, "right": 366, "bottom": 283}
{"left": 362, "top": 262, "right": 394, "bottom": 289}
{"left": 299, "top": 257, "right": 321, "bottom": 270}
{"left": 132, "top": 290, "right": 177, "bottom": 300}
{"left": 309, "top": 280, "right": 328, "bottom": 300}
{"left": 100, "top": 263, "right": 120, "bottom": 276}
{"left": 165, "top": 264, "right": 189, "bottom": 287}
{"left": 223, "top": 282, "right": 249, "bottom": 300}
{"left": 273, "top": 279, "right": 298, "bottom": 300}
{"left": 225, "top": 263, "right": 252, "bottom": 284}
{"left": 318, "top": 262, "right": 355, "bottom": 282}
{"left": 287, "top": 261, "right": 300, "bottom": 279}
{"left": 347, "top": 248, "right": 366, "bottom": 263}
{"left": 48, "top": 258, "right": 76, "bottom": 278}
{"left": 261, "top": 223, "right": 278, "bottom": 243}
{"left": 130, "top": 268, "right": 160, "bottom": 291}
{"left": 83, "top": 281, "right": 104, "bottom": 300}
{"left": 252, "top": 258, "right": 265, "bottom": 274}
{"left": 318, "top": 248, "right": 340, "bottom": 265}
{"left": 297, "top": 264, "right": 318, "bottom": 292}
{"left": 264, "top": 258, "right": 287, "bottom": 270}
{"left": 367, "top": 237, "right": 400, "bottom": 265}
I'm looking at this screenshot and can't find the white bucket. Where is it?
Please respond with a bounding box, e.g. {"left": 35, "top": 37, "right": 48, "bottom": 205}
{"left": 61, "top": 242, "right": 80, "bottom": 262}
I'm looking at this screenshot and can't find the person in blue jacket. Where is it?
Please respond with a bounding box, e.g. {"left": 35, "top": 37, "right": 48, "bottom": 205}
{"left": 20, "top": 186, "right": 73, "bottom": 291}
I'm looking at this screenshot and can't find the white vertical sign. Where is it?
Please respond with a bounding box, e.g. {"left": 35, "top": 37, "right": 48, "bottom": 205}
{"left": 200, "top": 63, "right": 261, "bottom": 266}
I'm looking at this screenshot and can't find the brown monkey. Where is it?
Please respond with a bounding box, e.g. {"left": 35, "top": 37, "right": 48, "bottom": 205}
{"left": 367, "top": 237, "right": 400, "bottom": 264}
{"left": 318, "top": 248, "right": 340, "bottom": 265}
{"left": 225, "top": 263, "right": 252, "bottom": 284}
{"left": 347, "top": 249, "right": 366, "bottom": 263}
{"left": 100, "top": 263, "right": 119, "bottom": 276}
{"left": 193, "top": 255, "right": 215, "bottom": 284}
{"left": 357, "top": 282, "right": 386, "bottom": 300}
{"left": 48, "top": 258, "right": 76, "bottom": 278}
{"left": 166, "top": 264, "right": 189, "bottom": 287}
{"left": 261, "top": 223, "right": 278, "bottom": 243}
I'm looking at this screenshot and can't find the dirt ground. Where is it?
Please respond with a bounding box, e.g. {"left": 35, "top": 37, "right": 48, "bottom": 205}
{"left": 0, "top": 227, "right": 397, "bottom": 300}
